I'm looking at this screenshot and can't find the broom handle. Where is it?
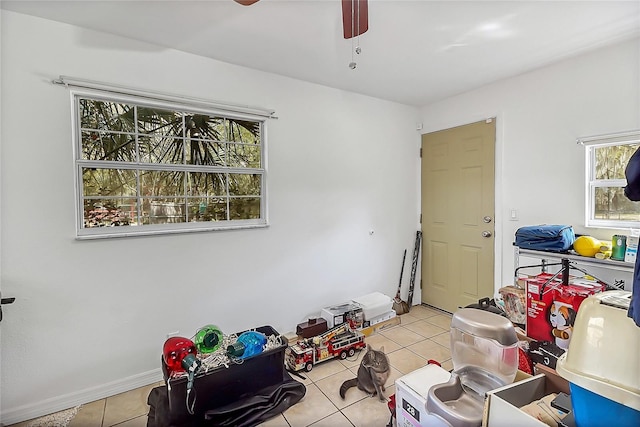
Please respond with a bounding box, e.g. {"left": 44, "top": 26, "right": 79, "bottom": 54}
{"left": 396, "top": 249, "right": 407, "bottom": 298}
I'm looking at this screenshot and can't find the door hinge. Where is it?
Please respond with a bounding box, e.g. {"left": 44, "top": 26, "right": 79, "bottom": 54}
{"left": 419, "top": 148, "right": 422, "bottom": 158}
{"left": 419, "top": 213, "right": 422, "bottom": 224}
{"left": 0, "top": 293, "right": 16, "bottom": 323}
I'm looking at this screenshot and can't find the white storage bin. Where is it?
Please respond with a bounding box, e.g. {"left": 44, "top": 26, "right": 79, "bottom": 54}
{"left": 352, "top": 292, "right": 393, "bottom": 321}
{"left": 395, "top": 364, "right": 451, "bottom": 427}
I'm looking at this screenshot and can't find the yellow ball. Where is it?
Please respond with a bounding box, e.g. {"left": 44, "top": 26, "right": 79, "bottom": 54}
{"left": 573, "top": 236, "right": 602, "bottom": 257}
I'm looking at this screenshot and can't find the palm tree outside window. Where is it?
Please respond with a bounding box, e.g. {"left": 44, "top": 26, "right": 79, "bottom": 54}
{"left": 74, "top": 92, "right": 266, "bottom": 238}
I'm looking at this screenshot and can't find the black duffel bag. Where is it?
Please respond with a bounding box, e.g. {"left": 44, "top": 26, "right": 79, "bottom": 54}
{"left": 147, "top": 371, "right": 306, "bottom": 427}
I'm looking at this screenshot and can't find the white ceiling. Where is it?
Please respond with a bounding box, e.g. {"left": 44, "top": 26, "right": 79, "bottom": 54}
{"left": 2, "top": 0, "right": 640, "bottom": 106}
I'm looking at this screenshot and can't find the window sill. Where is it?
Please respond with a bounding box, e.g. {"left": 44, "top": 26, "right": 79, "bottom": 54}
{"left": 76, "top": 222, "right": 269, "bottom": 240}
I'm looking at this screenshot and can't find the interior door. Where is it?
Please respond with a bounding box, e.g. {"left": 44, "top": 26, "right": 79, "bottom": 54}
{"left": 421, "top": 119, "right": 496, "bottom": 313}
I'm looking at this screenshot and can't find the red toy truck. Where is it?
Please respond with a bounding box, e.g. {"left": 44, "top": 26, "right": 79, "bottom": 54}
{"left": 285, "top": 321, "right": 365, "bottom": 372}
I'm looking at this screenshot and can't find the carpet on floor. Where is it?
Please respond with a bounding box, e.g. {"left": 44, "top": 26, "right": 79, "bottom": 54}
{"left": 27, "top": 406, "right": 79, "bottom": 427}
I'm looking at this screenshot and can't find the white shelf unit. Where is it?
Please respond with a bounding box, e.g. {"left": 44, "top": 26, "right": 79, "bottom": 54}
{"left": 513, "top": 246, "right": 634, "bottom": 291}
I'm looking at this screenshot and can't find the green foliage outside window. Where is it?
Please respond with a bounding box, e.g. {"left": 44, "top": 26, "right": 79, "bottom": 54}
{"left": 589, "top": 142, "right": 640, "bottom": 227}
{"left": 76, "top": 96, "right": 265, "bottom": 235}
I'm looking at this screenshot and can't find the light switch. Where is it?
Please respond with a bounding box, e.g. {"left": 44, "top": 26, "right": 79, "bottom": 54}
{"left": 510, "top": 209, "right": 518, "bottom": 221}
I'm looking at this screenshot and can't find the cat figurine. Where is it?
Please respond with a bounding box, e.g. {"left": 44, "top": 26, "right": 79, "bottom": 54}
{"left": 339, "top": 344, "right": 390, "bottom": 402}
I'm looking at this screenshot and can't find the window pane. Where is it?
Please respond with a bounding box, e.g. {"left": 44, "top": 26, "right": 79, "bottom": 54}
{"left": 81, "top": 131, "right": 136, "bottom": 161}
{"left": 229, "top": 197, "right": 260, "bottom": 220}
{"left": 228, "top": 173, "right": 261, "bottom": 196}
{"left": 140, "top": 170, "right": 185, "bottom": 196}
{"left": 186, "top": 114, "right": 226, "bottom": 142}
{"left": 83, "top": 168, "right": 137, "bottom": 197}
{"left": 188, "top": 172, "right": 226, "bottom": 196}
{"left": 137, "top": 107, "right": 183, "bottom": 136}
{"left": 187, "top": 198, "right": 228, "bottom": 222}
{"left": 83, "top": 198, "right": 137, "bottom": 228}
{"left": 227, "top": 142, "right": 261, "bottom": 168}
{"left": 595, "top": 144, "right": 640, "bottom": 179}
{"left": 79, "top": 99, "right": 135, "bottom": 132}
{"left": 594, "top": 186, "right": 640, "bottom": 221}
{"left": 186, "top": 140, "right": 226, "bottom": 166}
{"left": 228, "top": 119, "right": 260, "bottom": 144}
{"left": 142, "top": 198, "right": 186, "bottom": 224}
{"left": 139, "top": 135, "right": 185, "bottom": 164}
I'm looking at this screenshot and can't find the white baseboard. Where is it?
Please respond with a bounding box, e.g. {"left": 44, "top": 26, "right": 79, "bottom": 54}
{"left": 0, "top": 368, "right": 164, "bottom": 425}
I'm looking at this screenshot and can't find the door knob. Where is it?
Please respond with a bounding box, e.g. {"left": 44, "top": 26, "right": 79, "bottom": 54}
{"left": 482, "top": 231, "right": 492, "bottom": 238}
{"left": 483, "top": 216, "right": 492, "bottom": 223}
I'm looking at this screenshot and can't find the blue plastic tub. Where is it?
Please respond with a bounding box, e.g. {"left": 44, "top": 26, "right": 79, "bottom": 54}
{"left": 570, "top": 383, "right": 640, "bottom": 427}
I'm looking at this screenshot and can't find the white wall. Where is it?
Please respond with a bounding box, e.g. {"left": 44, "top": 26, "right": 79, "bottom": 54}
{"left": 0, "top": 11, "right": 420, "bottom": 423}
{"left": 420, "top": 37, "right": 640, "bottom": 293}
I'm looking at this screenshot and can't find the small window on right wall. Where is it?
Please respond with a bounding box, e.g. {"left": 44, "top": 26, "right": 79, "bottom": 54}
{"left": 583, "top": 130, "right": 640, "bottom": 229}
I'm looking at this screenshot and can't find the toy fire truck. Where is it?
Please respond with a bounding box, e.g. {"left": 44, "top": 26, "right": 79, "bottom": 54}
{"left": 285, "top": 320, "right": 366, "bottom": 372}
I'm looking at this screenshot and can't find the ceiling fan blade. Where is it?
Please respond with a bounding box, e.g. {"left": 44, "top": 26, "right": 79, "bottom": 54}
{"left": 233, "top": 0, "right": 260, "bottom": 5}
{"left": 342, "top": 0, "right": 369, "bottom": 39}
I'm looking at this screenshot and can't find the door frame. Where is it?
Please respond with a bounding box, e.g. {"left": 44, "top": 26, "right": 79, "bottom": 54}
{"left": 418, "top": 112, "right": 504, "bottom": 299}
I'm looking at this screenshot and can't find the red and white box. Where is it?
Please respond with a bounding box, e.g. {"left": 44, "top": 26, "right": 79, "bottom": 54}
{"left": 525, "top": 274, "right": 604, "bottom": 349}
{"left": 525, "top": 273, "right": 563, "bottom": 343}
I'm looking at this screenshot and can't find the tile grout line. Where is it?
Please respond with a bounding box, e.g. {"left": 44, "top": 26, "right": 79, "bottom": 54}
{"left": 100, "top": 398, "right": 107, "bottom": 427}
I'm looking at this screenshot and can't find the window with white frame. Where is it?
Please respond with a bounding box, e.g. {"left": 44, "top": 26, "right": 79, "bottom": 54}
{"left": 73, "top": 90, "right": 268, "bottom": 238}
{"left": 583, "top": 130, "right": 640, "bottom": 229}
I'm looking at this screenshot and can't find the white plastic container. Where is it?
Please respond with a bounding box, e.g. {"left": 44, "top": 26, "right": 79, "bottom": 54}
{"left": 395, "top": 364, "right": 452, "bottom": 427}
{"left": 352, "top": 292, "right": 393, "bottom": 321}
{"left": 422, "top": 309, "right": 518, "bottom": 427}
{"left": 449, "top": 308, "right": 518, "bottom": 391}
{"left": 556, "top": 291, "right": 640, "bottom": 427}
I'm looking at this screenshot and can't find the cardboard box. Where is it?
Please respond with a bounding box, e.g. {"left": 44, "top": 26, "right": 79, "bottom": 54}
{"left": 534, "top": 363, "right": 570, "bottom": 395}
{"left": 483, "top": 374, "right": 568, "bottom": 427}
{"left": 395, "top": 364, "right": 452, "bottom": 427}
{"left": 359, "top": 315, "right": 401, "bottom": 337}
{"left": 320, "top": 302, "right": 364, "bottom": 328}
{"left": 625, "top": 234, "right": 639, "bottom": 263}
{"left": 362, "top": 310, "right": 396, "bottom": 328}
{"left": 525, "top": 274, "right": 563, "bottom": 342}
{"left": 525, "top": 274, "right": 604, "bottom": 349}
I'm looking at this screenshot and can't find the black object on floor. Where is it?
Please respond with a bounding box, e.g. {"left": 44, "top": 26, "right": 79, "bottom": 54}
{"left": 163, "top": 326, "right": 287, "bottom": 424}
{"left": 147, "top": 370, "right": 306, "bottom": 427}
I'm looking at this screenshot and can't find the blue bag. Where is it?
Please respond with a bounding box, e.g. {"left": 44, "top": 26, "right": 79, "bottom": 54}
{"left": 514, "top": 225, "right": 575, "bottom": 252}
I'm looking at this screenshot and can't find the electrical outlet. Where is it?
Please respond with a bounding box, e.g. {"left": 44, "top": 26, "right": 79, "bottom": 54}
{"left": 166, "top": 331, "right": 180, "bottom": 339}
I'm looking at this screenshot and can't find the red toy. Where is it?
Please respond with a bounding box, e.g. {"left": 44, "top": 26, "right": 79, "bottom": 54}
{"left": 163, "top": 336, "right": 198, "bottom": 374}
{"left": 285, "top": 320, "right": 365, "bottom": 372}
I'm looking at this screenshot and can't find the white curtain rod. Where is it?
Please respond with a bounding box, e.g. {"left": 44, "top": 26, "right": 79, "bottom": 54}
{"left": 52, "top": 76, "right": 277, "bottom": 119}
{"left": 576, "top": 129, "right": 640, "bottom": 145}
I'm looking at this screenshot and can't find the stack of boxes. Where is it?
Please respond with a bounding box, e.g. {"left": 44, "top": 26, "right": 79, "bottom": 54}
{"left": 319, "top": 292, "right": 398, "bottom": 336}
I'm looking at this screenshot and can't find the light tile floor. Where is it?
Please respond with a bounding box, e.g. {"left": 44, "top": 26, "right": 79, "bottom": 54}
{"left": 11, "top": 305, "right": 453, "bottom": 427}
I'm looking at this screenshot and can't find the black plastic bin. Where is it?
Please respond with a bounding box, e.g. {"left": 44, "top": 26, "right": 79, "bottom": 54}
{"left": 162, "top": 325, "right": 287, "bottom": 424}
